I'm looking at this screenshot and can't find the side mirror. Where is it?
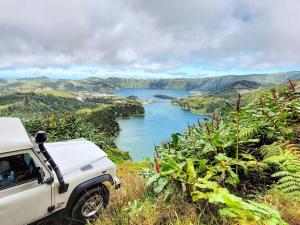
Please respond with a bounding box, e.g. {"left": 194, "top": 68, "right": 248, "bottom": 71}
{"left": 33, "top": 167, "right": 45, "bottom": 184}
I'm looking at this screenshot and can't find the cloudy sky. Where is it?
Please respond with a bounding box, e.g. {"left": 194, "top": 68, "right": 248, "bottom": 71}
{"left": 0, "top": 0, "right": 299, "bottom": 79}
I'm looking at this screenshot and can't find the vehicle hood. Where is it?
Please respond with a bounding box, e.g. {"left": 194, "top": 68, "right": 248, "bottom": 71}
{"left": 45, "top": 139, "right": 107, "bottom": 175}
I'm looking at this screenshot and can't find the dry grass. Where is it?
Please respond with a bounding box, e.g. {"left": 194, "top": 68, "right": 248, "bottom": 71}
{"left": 93, "top": 162, "right": 300, "bottom": 225}
{"left": 94, "top": 162, "right": 200, "bottom": 225}
{"left": 107, "top": 162, "right": 147, "bottom": 210}
{"left": 261, "top": 190, "right": 300, "bottom": 225}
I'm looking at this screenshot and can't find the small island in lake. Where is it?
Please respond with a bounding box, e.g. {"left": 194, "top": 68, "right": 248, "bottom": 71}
{"left": 153, "top": 94, "right": 174, "bottom": 99}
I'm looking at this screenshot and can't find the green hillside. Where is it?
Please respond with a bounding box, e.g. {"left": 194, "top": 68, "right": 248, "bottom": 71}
{"left": 0, "top": 92, "right": 97, "bottom": 118}
{"left": 173, "top": 79, "right": 300, "bottom": 115}
{"left": 97, "top": 80, "right": 300, "bottom": 225}
{"left": 0, "top": 90, "right": 145, "bottom": 163}
{"left": 107, "top": 71, "right": 300, "bottom": 91}
{"left": 172, "top": 96, "right": 226, "bottom": 115}
{"left": 1, "top": 71, "right": 300, "bottom": 93}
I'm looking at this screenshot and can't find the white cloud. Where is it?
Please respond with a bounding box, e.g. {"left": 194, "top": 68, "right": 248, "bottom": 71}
{"left": 0, "top": 0, "right": 299, "bottom": 76}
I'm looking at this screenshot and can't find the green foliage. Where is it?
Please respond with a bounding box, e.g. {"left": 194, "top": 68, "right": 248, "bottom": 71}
{"left": 0, "top": 92, "right": 96, "bottom": 118}
{"left": 192, "top": 177, "right": 286, "bottom": 225}
{"left": 83, "top": 101, "right": 144, "bottom": 137}
{"left": 0, "top": 90, "right": 144, "bottom": 162}
{"left": 24, "top": 113, "right": 111, "bottom": 147}
{"left": 0, "top": 91, "right": 145, "bottom": 138}
{"left": 36, "top": 87, "right": 77, "bottom": 98}
{"left": 107, "top": 148, "right": 132, "bottom": 163}
{"left": 172, "top": 95, "right": 227, "bottom": 114}
{"left": 261, "top": 143, "right": 300, "bottom": 195}
{"left": 24, "top": 113, "right": 131, "bottom": 162}
{"left": 146, "top": 85, "right": 300, "bottom": 224}
{"left": 123, "top": 200, "right": 144, "bottom": 218}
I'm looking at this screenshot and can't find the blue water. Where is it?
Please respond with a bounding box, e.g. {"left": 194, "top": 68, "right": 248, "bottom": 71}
{"left": 114, "top": 89, "right": 208, "bottom": 161}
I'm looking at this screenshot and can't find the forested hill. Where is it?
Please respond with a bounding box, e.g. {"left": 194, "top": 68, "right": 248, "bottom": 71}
{"left": 107, "top": 71, "right": 300, "bottom": 91}
{"left": 0, "top": 90, "right": 145, "bottom": 163}
{"left": 94, "top": 79, "right": 300, "bottom": 225}
{"left": 1, "top": 71, "right": 300, "bottom": 92}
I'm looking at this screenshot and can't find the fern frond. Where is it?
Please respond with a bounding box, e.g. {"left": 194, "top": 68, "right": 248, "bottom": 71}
{"left": 280, "top": 185, "right": 300, "bottom": 193}
{"left": 260, "top": 144, "right": 283, "bottom": 158}
{"left": 239, "top": 127, "right": 256, "bottom": 139}
{"left": 263, "top": 155, "right": 287, "bottom": 164}
{"left": 283, "top": 142, "right": 300, "bottom": 158}
{"left": 260, "top": 142, "right": 300, "bottom": 194}
{"left": 277, "top": 176, "right": 295, "bottom": 184}
{"left": 271, "top": 171, "right": 291, "bottom": 178}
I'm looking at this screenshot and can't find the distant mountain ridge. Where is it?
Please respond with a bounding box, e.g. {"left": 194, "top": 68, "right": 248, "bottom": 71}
{"left": 107, "top": 71, "right": 300, "bottom": 91}
{"left": 0, "top": 71, "right": 299, "bottom": 92}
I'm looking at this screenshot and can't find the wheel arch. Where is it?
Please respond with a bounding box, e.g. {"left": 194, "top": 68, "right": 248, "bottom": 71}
{"left": 65, "top": 174, "right": 113, "bottom": 212}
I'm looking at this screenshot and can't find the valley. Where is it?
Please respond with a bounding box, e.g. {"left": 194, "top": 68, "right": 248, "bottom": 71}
{"left": 0, "top": 74, "right": 299, "bottom": 224}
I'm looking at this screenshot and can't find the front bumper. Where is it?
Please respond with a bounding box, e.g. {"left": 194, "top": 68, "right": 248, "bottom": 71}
{"left": 114, "top": 176, "right": 122, "bottom": 189}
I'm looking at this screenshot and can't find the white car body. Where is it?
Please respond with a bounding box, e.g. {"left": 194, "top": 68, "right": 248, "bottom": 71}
{"left": 0, "top": 117, "right": 121, "bottom": 225}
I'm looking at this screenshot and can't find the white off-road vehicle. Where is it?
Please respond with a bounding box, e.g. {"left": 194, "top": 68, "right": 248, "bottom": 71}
{"left": 0, "top": 117, "right": 121, "bottom": 225}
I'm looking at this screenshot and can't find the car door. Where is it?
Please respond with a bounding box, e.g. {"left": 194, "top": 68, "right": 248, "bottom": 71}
{"left": 0, "top": 150, "right": 53, "bottom": 225}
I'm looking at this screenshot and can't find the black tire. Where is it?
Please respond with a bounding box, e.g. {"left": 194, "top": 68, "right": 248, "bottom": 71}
{"left": 69, "top": 184, "right": 110, "bottom": 225}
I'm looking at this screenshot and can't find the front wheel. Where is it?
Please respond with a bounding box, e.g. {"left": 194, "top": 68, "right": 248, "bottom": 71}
{"left": 70, "top": 185, "right": 109, "bottom": 224}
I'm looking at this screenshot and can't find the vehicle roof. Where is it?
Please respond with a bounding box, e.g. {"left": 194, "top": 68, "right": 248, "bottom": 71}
{"left": 0, "top": 117, "right": 34, "bottom": 154}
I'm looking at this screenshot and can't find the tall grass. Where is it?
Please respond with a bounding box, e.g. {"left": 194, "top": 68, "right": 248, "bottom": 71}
{"left": 262, "top": 190, "right": 300, "bottom": 225}
{"left": 95, "top": 162, "right": 200, "bottom": 225}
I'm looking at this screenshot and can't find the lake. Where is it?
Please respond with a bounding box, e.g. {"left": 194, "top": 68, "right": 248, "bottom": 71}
{"left": 114, "top": 89, "right": 208, "bottom": 161}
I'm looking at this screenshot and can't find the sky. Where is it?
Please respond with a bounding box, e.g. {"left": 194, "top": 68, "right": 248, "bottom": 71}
{"left": 0, "top": 0, "right": 300, "bottom": 79}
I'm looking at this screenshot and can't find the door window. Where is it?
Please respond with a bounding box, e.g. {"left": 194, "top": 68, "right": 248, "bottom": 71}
{"left": 0, "top": 153, "right": 38, "bottom": 189}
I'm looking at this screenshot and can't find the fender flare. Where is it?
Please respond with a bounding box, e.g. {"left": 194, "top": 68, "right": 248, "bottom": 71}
{"left": 65, "top": 174, "right": 113, "bottom": 212}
